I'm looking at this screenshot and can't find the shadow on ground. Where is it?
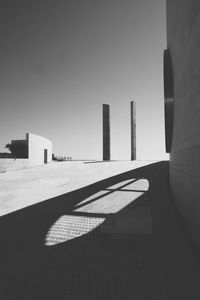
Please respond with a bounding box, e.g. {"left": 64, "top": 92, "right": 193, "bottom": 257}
{"left": 0, "top": 161, "right": 200, "bottom": 300}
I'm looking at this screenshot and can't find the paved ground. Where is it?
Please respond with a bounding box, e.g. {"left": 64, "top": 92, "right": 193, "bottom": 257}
{"left": 0, "top": 160, "right": 157, "bottom": 216}
{"left": 0, "top": 161, "right": 200, "bottom": 299}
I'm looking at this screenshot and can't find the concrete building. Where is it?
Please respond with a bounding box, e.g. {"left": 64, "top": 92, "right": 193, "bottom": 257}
{"left": 130, "top": 101, "right": 136, "bottom": 160}
{"left": 103, "top": 104, "right": 110, "bottom": 160}
{"left": 166, "top": 0, "right": 200, "bottom": 252}
{"left": 0, "top": 133, "right": 52, "bottom": 172}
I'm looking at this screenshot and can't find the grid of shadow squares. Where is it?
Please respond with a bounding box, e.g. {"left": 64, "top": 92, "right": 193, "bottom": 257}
{"left": 45, "top": 178, "right": 149, "bottom": 246}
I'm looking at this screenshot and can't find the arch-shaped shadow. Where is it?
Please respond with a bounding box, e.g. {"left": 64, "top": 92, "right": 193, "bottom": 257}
{"left": 45, "top": 177, "right": 150, "bottom": 246}
{"left": 0, "top": 161, "right": 199, "bottom": 300}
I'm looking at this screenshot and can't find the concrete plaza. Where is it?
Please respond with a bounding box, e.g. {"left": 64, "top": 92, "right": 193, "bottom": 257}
{"left": 0, "top": 160, "right": 156, "bottom": 216}
{"left": 0, "top": 160, "right": 200, "bottom": 299}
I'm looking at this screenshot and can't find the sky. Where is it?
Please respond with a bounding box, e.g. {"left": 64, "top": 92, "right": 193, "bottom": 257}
{"left": 0, "top": 0, "right": 167, "bottom": 160}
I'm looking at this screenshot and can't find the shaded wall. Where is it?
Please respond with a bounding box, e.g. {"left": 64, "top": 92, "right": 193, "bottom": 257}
{"left": 167, "top": 0, "right": 200, "bottom": 250}
{"left": 130, "top": 101, "right": 136, "bottom": 160}
{"left": 103, "top": 104, "right": 110, "bottom": 161}
{"left": 11, "top": 139, "right": 28, "bottom": 158}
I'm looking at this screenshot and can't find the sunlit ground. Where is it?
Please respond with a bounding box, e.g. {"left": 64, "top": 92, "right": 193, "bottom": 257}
{"left": 0, "top": 160, "right": 155, "bottom": 216}
{"left": 45, "top": 215, "right": 105, "bottom": 246}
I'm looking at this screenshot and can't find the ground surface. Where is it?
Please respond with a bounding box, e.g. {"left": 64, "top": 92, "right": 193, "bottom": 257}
{"left": 0, "top": 161, "right": 200, "bottom": 300}
{"left": 0, "top": 160, "right": 156, "bottom": 216}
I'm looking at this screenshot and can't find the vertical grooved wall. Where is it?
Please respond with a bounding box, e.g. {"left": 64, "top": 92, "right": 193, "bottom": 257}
{"left": 167, "top": 0, "right": 200, "bottom": 250}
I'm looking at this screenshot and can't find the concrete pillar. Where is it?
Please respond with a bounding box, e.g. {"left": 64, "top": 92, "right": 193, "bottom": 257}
{"left": 103, "top": 104, "right": 110, "bottom": 160}
{"left": 131, "top": 101, "right": 136, "bottom": 160}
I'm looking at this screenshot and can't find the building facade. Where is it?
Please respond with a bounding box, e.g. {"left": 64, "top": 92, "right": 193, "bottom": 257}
{"left": 166, "top": 0, "right": 200, "bottom": 251}
{"left": 0, "top": 133, "right": 52, "bottom": 172}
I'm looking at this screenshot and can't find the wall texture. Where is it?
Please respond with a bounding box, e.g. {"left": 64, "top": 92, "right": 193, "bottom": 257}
{"left": 27, "top": 133, "right": 52, "bottom": 166}
{"left": 0, "top": 159, "right": 31, "bottom": 172}
{"left": 167, "top": 0, "right": 200, "bottom": 250}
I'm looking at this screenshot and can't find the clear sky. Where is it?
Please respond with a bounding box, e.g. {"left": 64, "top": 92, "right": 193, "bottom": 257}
{"left": 0, "top": 0, "right": 167, "bottom": 160}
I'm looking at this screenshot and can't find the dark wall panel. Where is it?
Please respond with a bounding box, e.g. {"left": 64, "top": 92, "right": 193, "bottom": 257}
{"left": 167, "top": 0, "right": 200, "bottom": 250}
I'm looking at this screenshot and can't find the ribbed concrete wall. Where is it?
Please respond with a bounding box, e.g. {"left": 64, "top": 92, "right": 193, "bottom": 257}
{"left": 167, "top": 0, "right": 200, "bottom": 250}
{"left": 28, "top": 133, "right": 52, "bottom": 166}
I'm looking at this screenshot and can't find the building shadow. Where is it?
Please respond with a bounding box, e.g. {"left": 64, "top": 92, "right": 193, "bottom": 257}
{"left": 0, "top": 161, "right": 200, "bottom": 300}
{"left": 84, "top": 160, "right": 123, "bottom": 163}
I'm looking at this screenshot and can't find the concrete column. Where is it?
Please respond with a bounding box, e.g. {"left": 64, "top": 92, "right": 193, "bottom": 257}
{"left": 131, "top": 101, "right": 136, "bottom": 160}
{"left": 103, "top": 104, "right": 110, "bottom": 160}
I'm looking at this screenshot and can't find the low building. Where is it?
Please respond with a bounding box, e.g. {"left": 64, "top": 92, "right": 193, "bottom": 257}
{"left": 0, "top": 133, "right": 52, "bottom": 172}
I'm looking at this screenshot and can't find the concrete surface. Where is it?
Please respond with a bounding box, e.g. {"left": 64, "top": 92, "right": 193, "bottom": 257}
{"left": 167, "top": 0, "right": 200, "bottom": 251}
{"left": 0, "top": 158, "right": 31, "bottom": 173}
{"left": 0, "top": 161, "right": 200, "bottom": 300}
{"left": 0, "top": 160, "right": 156, "bottom": 216}
{"left": 131, "top": 101, "right": 136, "bottom": 160}
{"left": 28, "top": 133, "right": 52, "bottom": 165}
{"left": 103, "top": 104, "right": 110, "bottom": 160}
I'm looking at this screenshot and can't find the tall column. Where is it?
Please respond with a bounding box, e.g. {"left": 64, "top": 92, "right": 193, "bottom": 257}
{"left": 103, "top": 104, "right": 110, "bottom": 160}
{"left": 131, "top": 101, "right": 136, "bottom": 160}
